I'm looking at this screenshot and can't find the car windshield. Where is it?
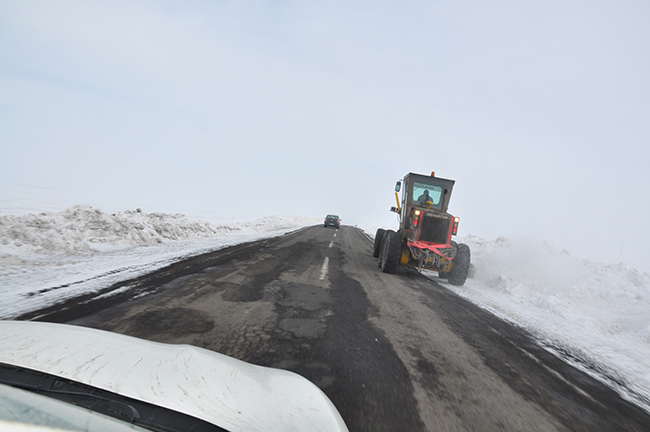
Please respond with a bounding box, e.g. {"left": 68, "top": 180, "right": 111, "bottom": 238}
{"left": 412, "top": 182, "right": 443, "bottom": 208}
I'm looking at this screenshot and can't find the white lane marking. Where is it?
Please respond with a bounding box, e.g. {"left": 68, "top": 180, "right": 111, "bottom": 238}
{"left": 333, "top": 233, "right": 337, "bottom": 237}
{"left": 517, "top": 346, "right": 598, "bottom": 404}
{"left": 319, "top": 257, "right": 329, "bottom": 280}
{"left": 329, "top": 241, "right": 334, "bottom": 248}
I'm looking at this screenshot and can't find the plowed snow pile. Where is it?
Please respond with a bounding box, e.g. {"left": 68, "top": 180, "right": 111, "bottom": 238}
{"left": 0, "top": 205, "right": 319, "bottom": 319}
{"left": 0, "top": 204, "right": 316, "bottom": 254}
{"left": 436, "top": 235, "right": 650, "bottom": 412}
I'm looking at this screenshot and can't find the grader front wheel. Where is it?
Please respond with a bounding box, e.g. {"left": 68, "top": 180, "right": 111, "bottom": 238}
{"left": 448, "top": 243, "right": 471, "bottom": 286}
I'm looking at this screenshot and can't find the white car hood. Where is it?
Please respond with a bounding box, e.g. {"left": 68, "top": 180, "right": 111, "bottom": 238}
{"left": 0, "top": 321, "right": 348, "bottom": 432}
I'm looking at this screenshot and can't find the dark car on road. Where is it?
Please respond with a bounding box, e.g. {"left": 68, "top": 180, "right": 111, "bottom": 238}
{"left": 324, "top": 214, "right": 340, "bottom": 228}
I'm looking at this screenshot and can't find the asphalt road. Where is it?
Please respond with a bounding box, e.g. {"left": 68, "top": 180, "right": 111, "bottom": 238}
{"left": 24, "top": 225, "right": 650, "bottom": 431}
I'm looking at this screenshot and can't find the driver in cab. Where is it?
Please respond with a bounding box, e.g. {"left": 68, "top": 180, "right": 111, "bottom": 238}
{"left": 417, "top": 190, "right": 435, "bottom": 208}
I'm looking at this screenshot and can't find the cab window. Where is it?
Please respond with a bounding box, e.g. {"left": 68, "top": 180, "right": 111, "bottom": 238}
{"left": 412, "top": 182, "right": 443, "bottom": 208}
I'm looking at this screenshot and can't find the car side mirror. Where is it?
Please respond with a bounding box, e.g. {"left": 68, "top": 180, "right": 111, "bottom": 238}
{"left": 395, "top": 182, "right": 401, "bottom": 192}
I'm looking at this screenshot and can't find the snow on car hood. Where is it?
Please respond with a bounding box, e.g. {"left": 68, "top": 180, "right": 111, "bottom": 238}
{"left": 0, "top": 321, "right": 348, "bottom": 432}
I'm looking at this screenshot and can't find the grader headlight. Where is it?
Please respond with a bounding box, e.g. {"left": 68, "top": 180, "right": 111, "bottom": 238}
{"left": 414, "top": 210, "right": 421, "bottom": 227}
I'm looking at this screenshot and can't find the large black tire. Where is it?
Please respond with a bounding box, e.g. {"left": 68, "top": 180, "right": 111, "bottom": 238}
{"left": 373, "top": 228, "right": 386, "bottom": 258}
{"left": 377, "top": 230, "right": 391, "bottom": 268}
{"left": 448, "top": 243, "right": 471, "bottom": 286}
{"left": 381, "top": 230, "right": 402, "bottom": 274}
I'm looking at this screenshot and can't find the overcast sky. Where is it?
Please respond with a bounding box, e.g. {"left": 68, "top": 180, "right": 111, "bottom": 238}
{"left": 1, "top": 0, "right": 649, "bottom": 271}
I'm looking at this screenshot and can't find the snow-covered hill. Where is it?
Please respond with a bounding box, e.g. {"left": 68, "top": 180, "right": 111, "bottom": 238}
{"left": 1, "top": 205, "right": 649, "bottom": 413}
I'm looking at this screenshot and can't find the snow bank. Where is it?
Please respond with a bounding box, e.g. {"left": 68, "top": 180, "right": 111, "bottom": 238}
{"left": 0, "top": 206, "right": 319, "bottom": 319}
{"left": 0, "top": 204, "right": 317, "bottom": 255}
{"left": 438, "top": 235, "right": 650, "bottom": 411}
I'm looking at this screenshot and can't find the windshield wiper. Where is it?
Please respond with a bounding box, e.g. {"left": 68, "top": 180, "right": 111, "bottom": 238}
{"left": 0, "top": 363, "right": 228, "bottom": 432}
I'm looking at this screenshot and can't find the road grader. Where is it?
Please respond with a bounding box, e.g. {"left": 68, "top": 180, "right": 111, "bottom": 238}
{"left": 373, "top": 171, "right": 471, "bottom": 286}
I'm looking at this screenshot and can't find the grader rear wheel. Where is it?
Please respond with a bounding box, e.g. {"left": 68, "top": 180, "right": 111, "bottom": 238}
{"left": 380, "top": 230, "right": 402, "bottom": 274}
{"left": 373, "top": 228, "right": 386, "bottom": 258}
